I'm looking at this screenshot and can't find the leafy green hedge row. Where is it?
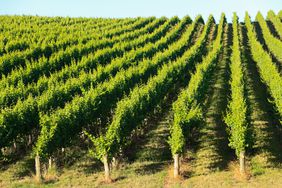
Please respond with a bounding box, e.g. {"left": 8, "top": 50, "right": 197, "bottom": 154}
{"left": 0, "top": 17, "right": 170, "bottom": 108}
{"left": 267, "top": 10, "right": 282, "bottom": 39}
{"left": 32, "top": 15, "right": 204, "bottom": 157}
{"left": 256, "top": 12, "right": 282, "bottom": 61}
{"left": 36, "top": 17, "right": 183, "bottom": 113}
{"left": 245, "top": 12, "right": 282, "bottom": 121}
{"left": 89, "top": 15, "right": 214, "bottom": 161}
{"left": 0, "top": 17, "right": 181, "bottom": 150}
{"left": 224, "top": 13, "right": 248, "bottom": 157}
{"left": 0, "top": 17, "right": 157, "bottom": 87}
{"left": 168, "top": 13, "right": 225, "bottom": 157}
{"left": 0, "top": 16, "right": 135, "bottom": 56}
{"left": 0, "top": 17, "right": 149, "bottom": 77}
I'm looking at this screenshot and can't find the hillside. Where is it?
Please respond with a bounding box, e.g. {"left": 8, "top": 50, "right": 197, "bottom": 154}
{"left": 0, "top": 11, "right": 282, "bottom": 187}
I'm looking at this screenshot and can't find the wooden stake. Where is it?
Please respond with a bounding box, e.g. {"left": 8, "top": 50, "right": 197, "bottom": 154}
{"left": 35, "top": 153, "right": 42, "bottom": 182}
{"left": 48, "top": 157, "right": 53, "bottom": 171}
{"left": 239, "top": 150, "right": 246, "bottom": 174}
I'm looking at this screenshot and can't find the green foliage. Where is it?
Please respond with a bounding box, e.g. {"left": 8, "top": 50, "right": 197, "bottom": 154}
{"left": 0, "top": 16, "right": 179, "bottom": 151}
{"left": 245, "top": 12, "right": 282, "bottom": 122}
{"left": 168, "top": 13, "right": 226, "bottom": 156}
{"left": 83, "top": 131, "right": 109, "bottom": 160}
{"left": 0, "top": 17, "right": 178, "bottom": 110}
{"left": 267, "top": 10, "right": 282, "bottom": 39}
{"left": 256, "top": 12, "right": 282, "bottom": 61}
{"left": 0, "top": 17, "right": 157, "bottom": 88}
{"left": 279, "top": 10, "right": 282, "bottom": 20}
{"left": 0, "top": 17, "right": 140, "bottom": 77}
{"left": 85, "top": 15, "right": 214, "bottom": 161}
{"left": 0, "top": 12, "right": 281, "bottom": 164}
{"left": 0, "top": 95, "right": 39, "bottom": 149}
{"left": 34, "top": 15, "right": 199, "bottom": 157}
{"left": 224, "top": 13, "right": 248, "bottom": 157}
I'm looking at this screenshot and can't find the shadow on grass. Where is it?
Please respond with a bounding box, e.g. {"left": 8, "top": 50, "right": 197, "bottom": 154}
{"left": 186, "top": 24, "right": 235, "bottom": 176}
{"left": 0, "top": 144, "right": 32, "bottom": 172}
{"left": 207, "top": 24, "right": 236, "bottom": 170}
{"left": 240, "top": 24, "right": 282, "bottom": 168}
{"left": 113, "top": 176, "right": 126, "bottom": 182}
{"left": 81, "top": 160, "right": 103, "bottom": 175}
{"left": 135, "top": 162, "right": 167, "bottom": 175}
{"left": 124, "top": 82, "right": 185, "bottom": 164}
{"left": 44, "top": 178, "right": 57, "bottom": 185}
{"left": 13, "top": 157, "right": 34, "bottom": 180}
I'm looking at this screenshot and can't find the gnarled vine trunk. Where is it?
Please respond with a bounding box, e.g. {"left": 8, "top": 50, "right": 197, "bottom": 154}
{"left": 173, "top": 154, "right": 180, "bottom": 178}
{"left": 103, "top": 154, "right": 111, "bottom": 182}
{"left": 35, "top": 153, "right": 42, "bottom": 182}
{"left": 239, "top": 150, "right": 245, "bottom": 174}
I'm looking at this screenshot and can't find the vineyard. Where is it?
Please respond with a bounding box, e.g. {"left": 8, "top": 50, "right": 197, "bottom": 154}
{"left": 0, "top": 10, "right": 282, "bottom": 187}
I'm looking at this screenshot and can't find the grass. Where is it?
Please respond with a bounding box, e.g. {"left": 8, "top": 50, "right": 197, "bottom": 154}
{"left": 2, "top": 156, "right": 282, "bottom": 188}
